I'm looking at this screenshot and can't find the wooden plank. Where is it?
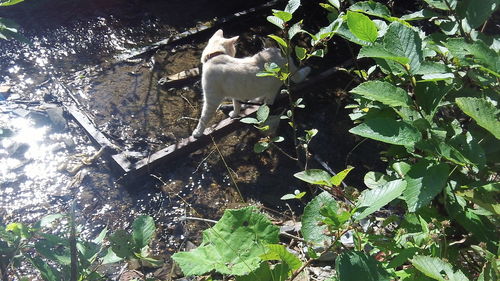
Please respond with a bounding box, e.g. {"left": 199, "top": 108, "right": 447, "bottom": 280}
{"left": 120, "top": 105, "right": 259, "bottom": 181}
{"left": 65, "top": 104, "right": 132, "bottom": 174}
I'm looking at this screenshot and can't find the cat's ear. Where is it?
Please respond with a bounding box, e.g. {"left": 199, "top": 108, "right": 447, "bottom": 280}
{"left": 214, "top": 29, "right": 224, "bottom": 37}
{"left": 227, "top": 36, "right": 239, "bottom": 44}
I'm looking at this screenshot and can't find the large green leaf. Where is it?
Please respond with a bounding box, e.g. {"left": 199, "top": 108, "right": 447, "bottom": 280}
{"left": 354, "top": 179, "right": 407, "bottom": 220}
{"left": 260, "top": 244, "right": 301, "bottom": 271}
{"left": 457, "top": 182, "right": 500, "bottom": 215}
{"left": 284, "top": 0, "right": 301, "bottom": 14}
{"left": 346, "top": 11, "right": 378, "bottom": 43}
{"left": 403, "top": 161, "right": 449, "bottom": 212}
{"left": 337, "top": 22, "right": 371, "bottom": 46}
{"left": 383, "top": 22, "right": 423, "bottom": 74}
{"left": 411, "top": 255, "right": 469, "bottom": 281}
{"left": 132, "top": 215, "right": 155, "bottom": 249}
{"left": 109, "top": 229, "right": 135, "bottom": 258}
{"left": 349, "top": 118, "right": 422, "bottom": 147}
{"left": 336, "top": 251, "right": 391, "bottom": 281}
{"left": 236, "top": 261, "right": 289, "bottom": 281}
{"left": 445, "top": 38, "right": 500, "bottom": 72}
{"left": 350, "top": 81, "right": 411, "bottom": 107}
{"left": 349, "top": 1, "right": 391, "bottom": 18}
{"left": 172, "top": 207, "right": 279, "bottom": 276}
{"left": 0, "top": 0, "right": 24, "bottom": 6}
{"left": 301, "top": 192, "right": 337, "bottom": 245}
{"left": 457, "top": 0, "right": 498, "bottom": 29}
{"left": 35, "top": 240, "right": 72, "bottom": 266}
{"left": 358, "top": 44, "right": 410, "bottom": 65}
{"left": 414, "top": 81, "right": 452, "bottom": 120}
{"left": 455, "top": 97, "right": 500, "bottom": 139}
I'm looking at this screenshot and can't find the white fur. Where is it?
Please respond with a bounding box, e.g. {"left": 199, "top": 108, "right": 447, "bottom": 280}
{"left": 192, "top": 29, "right": 311, "bottom": 137}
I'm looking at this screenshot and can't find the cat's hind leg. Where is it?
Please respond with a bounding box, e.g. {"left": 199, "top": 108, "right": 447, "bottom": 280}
{"left": 229, "top": 99, "right": 241, "bottom": 118}
{"left": 192, "top": 94, "right": 222, "bottom": 138}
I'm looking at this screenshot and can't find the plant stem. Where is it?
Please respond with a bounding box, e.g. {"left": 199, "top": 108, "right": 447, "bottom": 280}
{"left": 270, "top": 142, "right": 298, "bottom": 161}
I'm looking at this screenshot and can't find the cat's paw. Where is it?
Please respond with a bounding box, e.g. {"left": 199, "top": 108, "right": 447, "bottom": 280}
{"left": 192, "top": 129, "right": 203, "bottom": 138}
{"left": 229, "top": 111, "right": 240, "bottom": 118}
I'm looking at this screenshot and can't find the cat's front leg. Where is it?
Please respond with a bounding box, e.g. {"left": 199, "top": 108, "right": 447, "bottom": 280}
{"left": 229, "top": 99, "right": 241, "bottom": 118}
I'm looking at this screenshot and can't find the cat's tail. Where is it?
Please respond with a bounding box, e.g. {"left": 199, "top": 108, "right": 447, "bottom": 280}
{"left": 290, "top": 66, "right": 311, "bottom": 83}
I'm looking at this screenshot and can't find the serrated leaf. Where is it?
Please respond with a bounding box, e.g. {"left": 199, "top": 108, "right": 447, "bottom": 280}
{"left": 349, "top": 118, "right": 422, "bottom": 147}
{"left": 350, "top": 80, "right": 411, "bottom": 107}
{"left": 261, "top": 244, "right": 302, "bottom": 271}
{"left": 383, "top": 22, "right": 423, "bottom": 74}
{"left": 411, "top": 255, "right": 469, "bottom": 281}
{"left": 330, "top": 166, "right": 353, "bottom": 186}
{"left": 401, "top": 9, "right": 440, "bottom": 21}
{"left": 294, "top": 169, "right": 332, "bottom": 186}
{"left": 455, "top": 97, "right": 500, "bottom": 139}
{"left": 285, "top": 0, "right": 301, "bottom": 14}
{"left": 364, "top": 171, "right": 390, "bottom": 189}
{"left": 336, "top": 251, "right": 391, "bottom": 281}
{"left": 414, "top": 81, "right": 452, "bottom": 120}
{"left": 354, "top": 179, "right": 406, "bottom": 220}
{"left": 236, "top": 262, "right": 289, "bottom": 281}
{"left": 267, "top": 16, "right": 284, "bottom": 29}
{"left": 268, "top": 34, "right": 288, "bottom": 49}
{"left": 301, "top": 192, "right": 338, "bottom": 245}
{"left": 337, "top": 22, "right": 371, "bottom": 46}
{"left": 459, "top": 0, "right": 498, "bottom": 29}
{"left": 34, "top": 239, "right": 72, "bottom": 265}
{"left": 358, "top": 44, "right": 410, "bottom": 65}
{"left": 349, "top": 1, "right": 391, "bottom": 18}
{"left": 347, "top": 11, "right": 378, "bottom": 43}
{"left": 132, "top": 215, "right": 155, "bottom": 249}
{"left": 172, "top": 207, "right": 279, "bottom": 276}
{"left": 403, "top": 161, "right": 449, "bottom": 212}
{"left": 295, "top": 46, "right": 306, "bottom": 60}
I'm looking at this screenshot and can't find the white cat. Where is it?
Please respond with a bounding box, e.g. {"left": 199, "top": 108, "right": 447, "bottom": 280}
{"left": 192, "top": 29, "right": 311, "bottom": 138}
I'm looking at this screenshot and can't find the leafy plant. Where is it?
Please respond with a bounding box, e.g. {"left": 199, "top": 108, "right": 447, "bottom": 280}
{"left": 0, "top": 0, "right": 28, "bottom": 42}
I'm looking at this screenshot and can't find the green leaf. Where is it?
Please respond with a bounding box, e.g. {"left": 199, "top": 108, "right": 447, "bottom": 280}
{"left": 281, "top": 194, "right": 297, "bottom": 200}
{"left": 401, "top": 9, "right": 441, "bottom": 21}
{"left": 102, "top": 247, "right": 124, "bottom": 264}
{"left": 403, "top": 161, "right": 449, "bottom": 212}
{"left": 330, "top": 166, "right": 353, "bottom": 186}
{"left": 294, "top": 169, "right": 332, "bottom": 187}
{"left": 0, "top": 17, "right": 28, "bottom": 42}
{"left": 285, "top": 0, "right": 301, "bottom": 14}
{"left": 28, "top": 256, "right": 61, "bottom": 281}
{"left": 349, "top": 118, "right": 422, "bottom": 147}
{"left": 109, "top": 229, "right": 135, "bottom": 258}
{"left": 288, "top": 21, "right": 303, "bottom": 39}
{"left": 364, "top": 171, "right": 390, "bottom": 189}
{"left": 34, "top": 214, "right": 64, "bottom": 229}
{"left": 455, "top": 97, "right": 500, "bottom": 139}
{"left": 172, "top": 206, "right": 279, "bottom": 276}
{"left": 349, "top": 1, "right": 391, "bottom": 18}
{"left": 236, "top": 262, "right": 289, "bottom": 281}
{"left": 268, "top": 34, "right": 288, "bottom": 49}
{"left": 383, "top": 22, "right": 423, "bottom": 74}
{"left": 295, "top": 46, "right": 307, "bottom": 60}
{"left": 240, "top": 117, "right": 260, "bottom": 124}
{"left": 350, "top": 80, "right": 411, "bottom": 107}
{"left": 347, "top": 11, "right": 378, "bottom": 43}
{"left": 423, "top": 0, "right": 457, "bottom": 10}
{"left": 35, "top": 239, "right": 72, "bottom": 266}
{"left": 254, "top": 141, "right": 270, "bottom": 153}
{"left": 261, "top": 244, "right": 302, "bottom": 271}
{"left": 458, "top": 0, "right": 498, "bottom": 29}
{"left": 358, "top": 44, "right": 410, "bottom": 65}
{"left": 301, "top": 192, "right": 338, "bottom": 245}
{"left": 336, "top": 251, "right": 391, "bottom": 281}
{"left": 132, "top": 215, "right": 155, "bottom": 249}
{"left": 267, "top": 16, "right": 284, "bottom": 29}
{"left": 272, "top": 10, "right": 292, "bottom": 22}
{"left": 337, "top": 22, "right": 371, "bottom": 46}
{"left": 354, "top": 179, "right": 407, "bottom": 220}
{"left": 414, "top": 81, "right": 452, "bottom": 120}
{"left": 457, "top": 182, "right": 500, "bottom": 216}
{"left": 0, "top": 0, "right": 24, "bottom": 6}
{"left": 256, "top": 104, "right": 270, "bottom": 122}
{"left": 411, "top": 255, "right": 469, "bottom": 281}
{"left": 328, "top": 0, "right": 340, "bottom": 10}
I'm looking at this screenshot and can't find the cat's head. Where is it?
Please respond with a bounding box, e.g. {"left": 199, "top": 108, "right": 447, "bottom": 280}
{"left": 201, "top": 29, "right": 239, "bottom": 63}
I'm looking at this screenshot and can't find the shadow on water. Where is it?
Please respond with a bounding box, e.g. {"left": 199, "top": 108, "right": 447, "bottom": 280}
{"left": 0, "top": 0, "right": 385, "bottom": 278}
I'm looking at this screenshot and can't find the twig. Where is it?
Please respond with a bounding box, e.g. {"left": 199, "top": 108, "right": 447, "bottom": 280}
{"left": 280, "top": 232, "right": 305, "bottom": 243}
{"left": 180, "top": 216, "right": 218, "bottom": 224}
